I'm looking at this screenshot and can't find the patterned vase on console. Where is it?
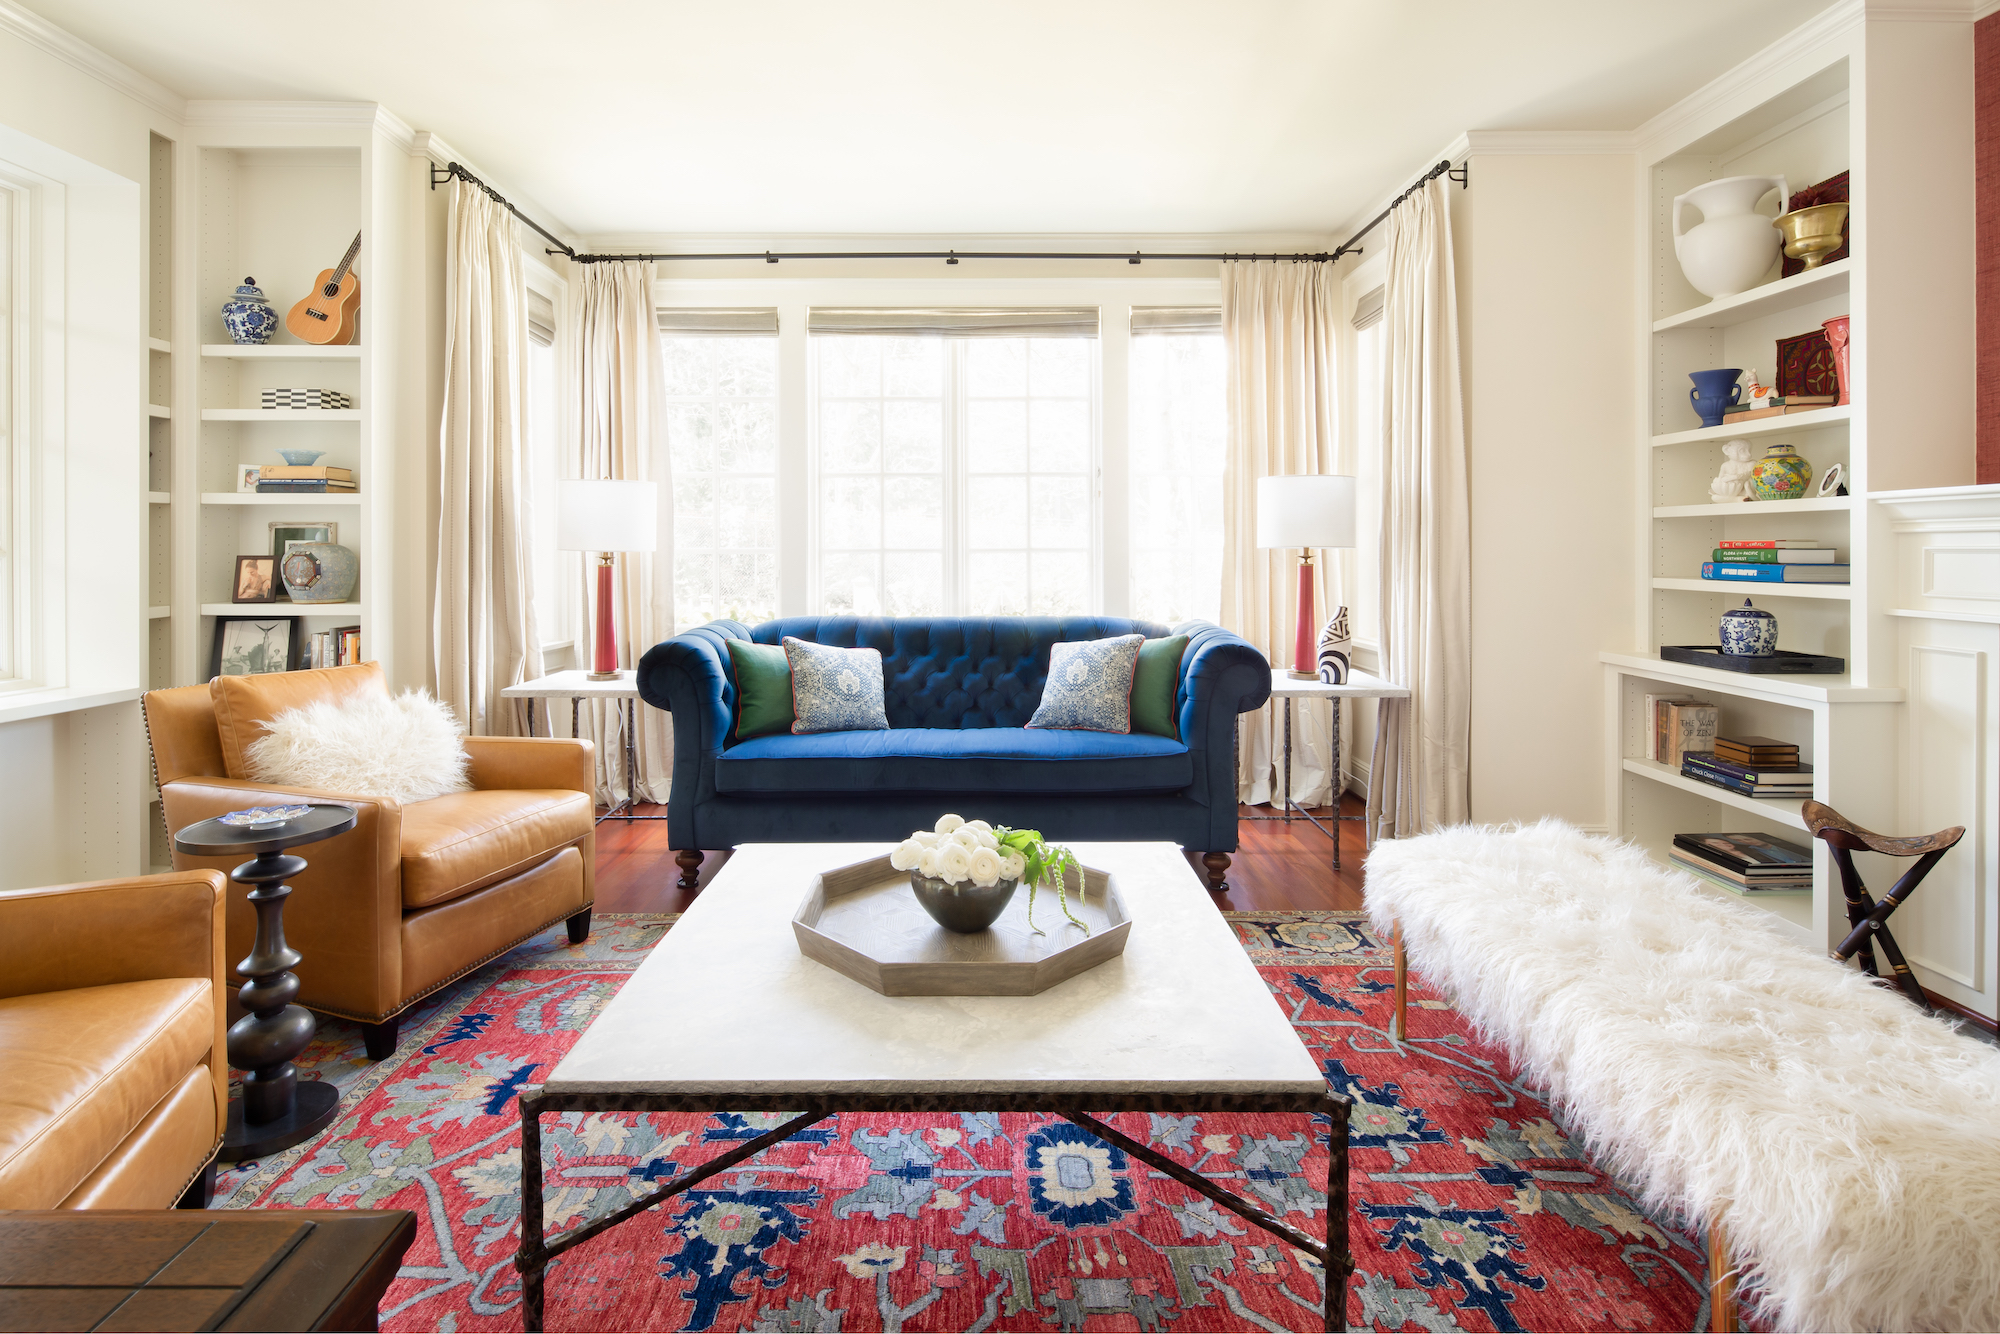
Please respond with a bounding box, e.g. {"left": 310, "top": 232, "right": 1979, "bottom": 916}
{"left": 1719, "top": 599, "right": 1779, "bottom": 657}
{"left": 1750, "top": 440, "right": 1812, "bottom": 500}
{"left": 222, "top": 277, "right": 278, "bottom": 345}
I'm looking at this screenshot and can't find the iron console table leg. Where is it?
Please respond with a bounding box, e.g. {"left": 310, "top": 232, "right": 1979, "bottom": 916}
{"left": 514, "top": 1089, "right": 1355, "bottom": 1332}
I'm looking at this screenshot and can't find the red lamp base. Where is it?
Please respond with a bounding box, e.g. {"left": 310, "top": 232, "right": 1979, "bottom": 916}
{"left": 1289, "top": 554, "right": 1316, "bottom": 679}
{"left": 589, "top": 554, "right": 619, "bottom": 680}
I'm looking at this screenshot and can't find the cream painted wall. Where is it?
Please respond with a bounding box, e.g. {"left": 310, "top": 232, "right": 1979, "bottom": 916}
{"left": 1455, "top": 151, "right": 1636, "bottom": 830}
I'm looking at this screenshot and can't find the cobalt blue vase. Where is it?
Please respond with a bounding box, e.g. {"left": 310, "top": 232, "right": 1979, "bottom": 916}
{"left": 1719, "top": 599, "right": 1778, "bottom": 656}
{"left": 1688, "top": 368, "right": 1743, "bottom": 429}
{"left": 222, "top": 277, "right": 278, "bottom": 345}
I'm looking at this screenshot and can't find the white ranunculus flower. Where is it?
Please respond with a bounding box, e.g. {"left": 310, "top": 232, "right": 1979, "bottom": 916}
{"left": 889, "top": 839, "right": 925, "bottom": 871}
{"left": 935, "top": 813, "right": 965, "bottom": 835}
{"left": 915, "top": 830, "right": 940, "bottom": 847}
{"left": 964, "top": 819, "right": 993, "bottom": 835}
{"left": 968, "top": 847, "right": 1003, "bottom": 887}
{"left": 938, "top": 843, "right": 973, "bottom": 883}
{"left": 949, "top": 826, "right": 981, "bottom": 850}
{"left": 999, "top": 849, "right": 1027, "bottom": 881}
{"left": 974, "top": 829, "right": 1000, "bottom": 850}
{"left": 918, "top": 847, "right": 941, "bottom": 879}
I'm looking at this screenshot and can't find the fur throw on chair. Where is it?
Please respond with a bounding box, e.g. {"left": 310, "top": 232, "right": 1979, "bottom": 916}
{"left": 246, "top": 689, "right": 473, "bottom": 805}
{"left": 1365, "top": 819, "right": 2000, "bottom": 1333}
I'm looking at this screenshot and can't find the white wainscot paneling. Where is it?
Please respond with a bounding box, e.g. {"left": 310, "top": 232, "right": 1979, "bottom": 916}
{"left": 1899, "top": 631, "right": 1993, "bottom": 1015}
{"left": 1923, "top": 546, "right": 2000, "bottom": 603}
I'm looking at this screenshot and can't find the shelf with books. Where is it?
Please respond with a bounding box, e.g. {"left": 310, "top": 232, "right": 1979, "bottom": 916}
{"left": 199, "top": 602, "right": 363, "bottom": 617}
{"left": 1650, "top": 406, "right": 1849, "bottom": 449}
{"left": 1619, "top": 757, "right": 1810, "bottom": 830}
{"left": 1650, "top": 577, "right": 1851, "bottom": 601}
{"left": 1650, "top": 258, "right": 1851, "bottom": 335}
{"left": 1651, "top": 496, "right": 1850, "bottom": 519}
{"left": 1601, "top": 650, "right": 1900, "bottom": 706}
{"left": 200, "top": 344, "right": 362, "bottom": 360}
{"left": 200, "top": 492, "right": 363, "bottom": 506}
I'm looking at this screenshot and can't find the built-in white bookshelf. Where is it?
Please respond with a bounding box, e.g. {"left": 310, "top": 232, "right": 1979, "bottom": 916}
{"left": 1604, "top": 8, "right": 1974, "bottom": 957}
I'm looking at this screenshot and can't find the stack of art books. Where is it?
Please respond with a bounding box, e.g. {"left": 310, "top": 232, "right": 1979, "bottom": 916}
{"left": 1669, "top": 830, "right": 1814, "bottom": 895}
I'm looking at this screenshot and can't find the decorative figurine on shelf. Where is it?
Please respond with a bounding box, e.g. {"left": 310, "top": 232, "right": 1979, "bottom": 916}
{"left": 221, "top": 277, "right": 278, "bottom": 345}
{"left": 1689, "top": 368, "right": 1744, "bottom": 428}
{"left": 1710, "top": 441, "right": 1757, "bottom": 503}
{"left": 1750, "top": 439, "right": 1813, "bottom": 500}
{"left": 1720, "top": 599, "right": 1779, "bottom": 657}
{"left": 1316, "top": 607, "right": 1352, "bottom": 684}
{"left": 1742, "top": 369, "right": 1781, "bottom": 411}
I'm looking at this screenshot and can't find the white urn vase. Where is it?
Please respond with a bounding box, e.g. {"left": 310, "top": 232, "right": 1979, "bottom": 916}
{"left": 1672, "top": 175, "right": 1788, "bottom": 299}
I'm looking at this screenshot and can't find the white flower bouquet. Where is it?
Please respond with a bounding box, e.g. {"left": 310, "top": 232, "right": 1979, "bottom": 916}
{"left": 890, "top": 813, "right": 1089, "bottom": 935}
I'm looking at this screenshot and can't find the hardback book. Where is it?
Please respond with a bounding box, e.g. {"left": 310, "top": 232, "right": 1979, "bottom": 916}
{"left": 1714, "top": 403, "right": 1837, "bottom": 422}
{"left": 1664, "top": 701, "right": 1719, "bottom": 769}
{"left": 1668, "top": 853, "right": 1811, "bottom": 894}
{"left": 1682, "top": 752, "right": 1813, "bottom": 784}
{"left": 1717, "top": 539, "right": 1824, "bottom": 549}
{"left": 1708, "top": 548, "right": 1837, "bottom": 563}
{"left": 1701, "top": 562, "right": 1851, "bottom": 583}
{"left": 1679, "top": 765, "right": 1813, "bottom": 799}
{"left": 256, "top": 480, "right": 358, "bottom": 493}
{"left": 1714, "top": 733, "right": 1800, "bottom": 763}
{"left": 1668, "top": 846, "right": 1813, "bottom": 885}
{"left": 1650, "top": 695, "right": 1695, "bottom": 763}
{"left": 258, "top": 465, "right": 353, "bottom": 480}
{"left": 1671, "top": 831, "right": 1814, "bottom": 872}
{"left": 1721, "top": 394, "right": 1837, "bottom": 414}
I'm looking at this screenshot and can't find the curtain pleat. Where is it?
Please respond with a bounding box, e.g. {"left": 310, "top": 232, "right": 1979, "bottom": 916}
{"left": 1367, "top": 178, "right": 1472, "bottom": 839}
{"left": 433, "top": 181, "right": 540, "bottom": 735}
{"left": 1220, "top": 261, "right": 1345, "bottom": 808}
{"left": 569, "top": 262, "right": 674, "bottom": 806}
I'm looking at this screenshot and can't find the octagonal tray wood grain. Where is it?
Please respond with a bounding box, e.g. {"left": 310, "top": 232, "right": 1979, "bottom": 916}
{"left": 792, "top": 853, "right": 1131, "bottom": 996}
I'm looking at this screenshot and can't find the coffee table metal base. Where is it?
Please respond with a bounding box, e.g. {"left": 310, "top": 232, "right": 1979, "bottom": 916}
{"left": 515, "top": 1088, "right": 1355, "bottom": 1332}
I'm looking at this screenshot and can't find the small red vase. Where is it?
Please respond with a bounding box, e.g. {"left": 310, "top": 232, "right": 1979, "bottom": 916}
{"left": 1822, "top": 315, "right": 1852, "bottom": 406}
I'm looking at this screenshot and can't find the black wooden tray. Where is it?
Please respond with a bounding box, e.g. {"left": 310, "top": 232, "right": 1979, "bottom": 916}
{"left": 1661, "top": 645, "right": 1845, "bottom": 674}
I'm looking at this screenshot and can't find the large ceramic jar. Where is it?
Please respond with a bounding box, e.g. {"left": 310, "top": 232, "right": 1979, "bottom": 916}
{"left": 281, "top": 543, "right": 358, "bottom": 604}
{"left": 1749, "top": 440, "right": 1813, "bottom": 500}
{"left": 1673, "top": 175, "right": 1788, "bottom": 298}
{"left": 221, "top": 278, "right": 279, "bottom": 345}
{"left": 1719, "top": 599, "right": 1778, "bottom": 657}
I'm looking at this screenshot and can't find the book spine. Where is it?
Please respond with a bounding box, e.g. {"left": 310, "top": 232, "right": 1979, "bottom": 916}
{"left": 1712, "top": 549, "right": 1781, "bottom": 562}
{"left": 1665, "top": 702, "right": 1717, "bottom": 768}
{"left": 1701, "top": 562, "right": 1783, "bottom": 581}
{"left": 1717, "top": 540, "right": 1816, "bottom": 549}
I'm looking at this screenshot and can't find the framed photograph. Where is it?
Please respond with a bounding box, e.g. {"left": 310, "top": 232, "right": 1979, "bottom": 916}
{"left": 267, "top": 521, "right": 337, "bottom": 563}
{"left": 235, "top": 464, "right": 263, "bottom": 493}
{"left": 209, "top": 616, "right": 298, "bottom": 679}
{"left": 231, "top": 554, "right": 279, "bottom": 603}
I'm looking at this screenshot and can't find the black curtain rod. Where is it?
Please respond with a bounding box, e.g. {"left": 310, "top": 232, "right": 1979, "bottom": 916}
{"left": 431, "top": 157, "right": 1466, "bottom": 267}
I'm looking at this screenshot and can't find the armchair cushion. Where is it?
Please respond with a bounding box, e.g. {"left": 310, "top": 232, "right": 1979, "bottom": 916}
{"left": 0, "top": 979, "right": 213, "bottom": 1209}
{"left": 400, "top": 789, "right": 594, "bottom": 909}
{"left": 210, "top": 662, "right": 389, "bottom": 779}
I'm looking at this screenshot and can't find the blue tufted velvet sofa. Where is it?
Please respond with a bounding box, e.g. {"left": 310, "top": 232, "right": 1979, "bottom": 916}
{"left": 637, "top": 616, "right": 1271, "bottom": 891}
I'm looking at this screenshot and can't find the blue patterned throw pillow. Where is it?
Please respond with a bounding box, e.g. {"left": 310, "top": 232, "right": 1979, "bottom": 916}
{"left": 1026, "top": 634, "right": 1145, "bottom": 733}
{"left": 783, "top": 637, "right": 890, "bottom": 734}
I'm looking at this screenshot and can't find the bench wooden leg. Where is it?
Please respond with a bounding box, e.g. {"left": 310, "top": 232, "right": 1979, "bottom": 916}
{"left": 1708, "top": 1219, "right": 1739, "bottom": 1333}
{"left": 1391, "top": 920, "right": 1407, "bottom": 1042}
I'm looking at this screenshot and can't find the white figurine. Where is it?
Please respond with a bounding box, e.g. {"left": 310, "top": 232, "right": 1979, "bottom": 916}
{"left": 1743, "top": 369, "right": 1780, "bottom": 410}
{"left": 1710, "top": 440, "right": 1756, "bottom": 503}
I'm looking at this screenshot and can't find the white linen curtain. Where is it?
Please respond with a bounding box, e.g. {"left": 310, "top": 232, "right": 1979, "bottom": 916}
{"left": 569, "top": 261, "right": 674, "bottom": 805}
{"left": 1368, "top": 177, "right": 1471, "bottom": 838}
{"left": 433, "top": 180, "right": 540, "bottom": 735}
{"left": 1220, "top": 261, "right": 1345, "bottom": 807}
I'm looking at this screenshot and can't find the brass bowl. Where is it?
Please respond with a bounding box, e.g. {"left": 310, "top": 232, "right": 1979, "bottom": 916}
{"left": 1773, "top": 202, "right": 1848, "bottom": 270}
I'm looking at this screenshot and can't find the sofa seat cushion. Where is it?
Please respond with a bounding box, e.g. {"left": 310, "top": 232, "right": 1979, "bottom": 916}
{"left": 0, "top": 979, "right": 213, "bottom": 1209}
{"left": 401, "top": 789, "right": 593, "bottom": 909}
{"left": 714, "top": 727, "right": 1192, "bottom": 795}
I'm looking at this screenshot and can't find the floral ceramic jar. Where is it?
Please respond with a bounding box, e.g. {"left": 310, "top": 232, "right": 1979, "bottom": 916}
{"left": 222, "top": 277, "right": 279, "bottom": 345}
{"left": 1749, "top": 440, "right": 1812, "bottom": 500}
{"left": 280, "top": 542, "right": 357, "bottom": 604}
{"left": 1719, "top": 599, "right": 1778, "bottom": 656}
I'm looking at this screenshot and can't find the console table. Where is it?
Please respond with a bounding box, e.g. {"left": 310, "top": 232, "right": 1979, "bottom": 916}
{"left": 1247, "top": 668, "right": 1411, "bottom": 869}
{"left": 500, "top": 669, "right": 661, "bottom": 822}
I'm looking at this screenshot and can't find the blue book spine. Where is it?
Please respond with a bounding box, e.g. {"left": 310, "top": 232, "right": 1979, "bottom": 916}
{"left": 1700, "top": 562, "right": 1850, "bottom": 583}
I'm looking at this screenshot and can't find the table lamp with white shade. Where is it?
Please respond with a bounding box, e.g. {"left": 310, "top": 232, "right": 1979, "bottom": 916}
{"left": 1256, "top": 474, "right": 1357, "bottom": 679}
{"left": 556, "top": 479, "right": 659, "bottom": 681}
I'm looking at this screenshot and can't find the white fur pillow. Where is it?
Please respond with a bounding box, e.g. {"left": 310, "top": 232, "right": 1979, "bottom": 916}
{"left": 245, "top": 689, "right": 473, "bottom": 805}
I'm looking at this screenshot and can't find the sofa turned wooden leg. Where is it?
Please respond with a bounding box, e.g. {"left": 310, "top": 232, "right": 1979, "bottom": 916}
{"left": 1202, "top": 852, "right": 1231, "bottom": 892}
{"left": 362, "top": 1017, "right": 400, "bottom": 1062}
{"left": 175, "top": 1159, "right": 215, "bottom": 1210}
{"left": 676, "top": 848, "right": 704, "bottom": 890}
{"left": 566, "top": 907, "right": 593, "bottom": 945}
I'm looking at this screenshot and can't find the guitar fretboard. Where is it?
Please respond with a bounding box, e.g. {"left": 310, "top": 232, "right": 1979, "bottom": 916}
{"left": 320, "top": 231, "right": 363, "bottom": 298}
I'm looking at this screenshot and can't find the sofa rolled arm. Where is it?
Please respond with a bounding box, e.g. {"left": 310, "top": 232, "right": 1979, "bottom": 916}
{"left": 638, "top": 620, "right": 752, "bottom": 848}
{"left": 1172, "top": 621, "right": 1273, "bottom": 735}
{"left": 463, "top": 735, "right": 595, "bottom": 795}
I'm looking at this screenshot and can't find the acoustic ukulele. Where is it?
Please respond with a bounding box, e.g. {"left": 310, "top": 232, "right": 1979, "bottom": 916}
{"left": 285, "top": 231, "right": 362, "bottom": 345}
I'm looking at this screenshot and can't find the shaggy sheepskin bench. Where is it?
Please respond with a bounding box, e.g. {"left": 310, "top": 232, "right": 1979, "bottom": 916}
{"left": 1364, "top": 819, "right": 2000, "bottom": 1333}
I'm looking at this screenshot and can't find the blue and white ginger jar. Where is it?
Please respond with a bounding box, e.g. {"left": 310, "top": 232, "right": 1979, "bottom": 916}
{"left": 1719, "top": 599, "right": 1778, "bottom": 657}
{"left": 222, "top": 277, "right": 278, "bottom": 345}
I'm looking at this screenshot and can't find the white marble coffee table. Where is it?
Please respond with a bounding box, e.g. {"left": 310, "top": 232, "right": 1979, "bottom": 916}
{"left": 514, "top": 840, "right": 1354, "bottom": 1330}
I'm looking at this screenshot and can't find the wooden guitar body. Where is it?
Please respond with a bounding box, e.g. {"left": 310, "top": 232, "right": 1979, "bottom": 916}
{"left": 286, "top": 268, "right": 360, "bottom": 345}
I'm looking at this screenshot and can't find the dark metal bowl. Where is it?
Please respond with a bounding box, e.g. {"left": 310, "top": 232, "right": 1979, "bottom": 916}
{"left": 908, "top": 872, "right": 1020, "bottom": 933}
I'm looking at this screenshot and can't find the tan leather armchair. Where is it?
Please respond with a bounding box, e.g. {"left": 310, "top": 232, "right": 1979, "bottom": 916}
{"left": 0, "top": 871, "right": 228, "bottom": 1210}
{"left": 145, "top": 663, "right": 595, "bottom": 1060}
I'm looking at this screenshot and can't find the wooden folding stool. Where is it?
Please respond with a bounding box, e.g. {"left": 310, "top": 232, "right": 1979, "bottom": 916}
{"left": 1802, "top": 800, "right": 1965, "bottom": 1014}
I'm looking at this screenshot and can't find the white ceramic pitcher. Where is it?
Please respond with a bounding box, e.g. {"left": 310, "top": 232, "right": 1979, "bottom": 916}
{"left": 1672, "top": 174, "right": 1787, "bottom": 299}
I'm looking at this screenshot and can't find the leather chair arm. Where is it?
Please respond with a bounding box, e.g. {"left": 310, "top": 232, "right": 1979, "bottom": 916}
{"left": 463, "top": 736, "right": 595, "bottom": 795}
{"left": 0, "top": 871, "right": 226, "bottom": 1002}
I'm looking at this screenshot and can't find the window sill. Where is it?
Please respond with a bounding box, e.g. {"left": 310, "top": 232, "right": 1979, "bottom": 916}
{"left": 0, "top": 685, "right": 145, "bottom": 727}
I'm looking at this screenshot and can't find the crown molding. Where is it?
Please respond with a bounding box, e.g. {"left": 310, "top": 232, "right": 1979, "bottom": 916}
{"left": 182, "top": 99, "right": 380, "bottom": 126}
{"left": 1462, "top": 129, "right": 1637, "bottom": 155}
{"left": 0, "top": 0, "right": 184, "bottom": 121}
{"left": 1978, "top": 0, "right": 2000, "bottom": 19}
{"left": 1865, "top": 0, "right": 1979, "bottom": 18}
{"left": 372, "top": 105, "right": 415, "bottom": 154}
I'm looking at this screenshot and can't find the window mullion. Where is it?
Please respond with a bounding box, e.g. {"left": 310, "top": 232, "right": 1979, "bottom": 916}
{"left": 946, "top": 338, "right": 965, "bottom": 616}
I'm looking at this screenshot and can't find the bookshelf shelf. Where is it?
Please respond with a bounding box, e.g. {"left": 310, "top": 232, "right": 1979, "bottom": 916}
{"left": 148, "top": 606, "right": 169, "bottom": 620}
{"left": 200, "top": 492, "right": 363, "bottom": 506}
{"left": 146, "top": 404, "right": 169, "bottom": 419}
{"left": 201, "top": 408, "right": 360, "bottom": 421}
{"left": 1650, "top": 577, "right": 1853, "bottom": 600}
{"left": 200, "top": 602, "right": 363, "bottom": 617}
{"left": 201, "top": 344, "right": 362, "bottom": 360}
{"left": 147, "top": 338, "right": 171, "bottom": 355}
{"left": 1651, "top": 259, "right": 1851, "bottom": 333}
{"left": 1620, "top": 757, "right": 1811, "bottom": 830}
{"left": 147, "top": 491, "right": 169, "bottom": 504}
{"left": 1600, "top": 651, "right": 1901, "bottom": 706}
{"left": 1651, "top": 497, "right": 1851, "bottom": 519}
{"left": 1650, "top": 406, "right": 1850, "bottom": 449}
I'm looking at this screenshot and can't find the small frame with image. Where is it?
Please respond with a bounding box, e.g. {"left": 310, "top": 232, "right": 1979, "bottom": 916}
{"left": 267, "top": 521, "right": 337, "bottom": 563}
{"left": 231, "top": 554, "right": 280, "bottom": 603}
{"left": 210, "top": 616, "right": 299, "bottom": 679}
{"left": 235, "top": 463, "right": 262, "bottom": 493}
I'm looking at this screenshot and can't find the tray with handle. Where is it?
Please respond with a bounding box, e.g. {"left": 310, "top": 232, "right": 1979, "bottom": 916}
{"left": 1660, "top": 645, "right": 1845, "bottom": 674}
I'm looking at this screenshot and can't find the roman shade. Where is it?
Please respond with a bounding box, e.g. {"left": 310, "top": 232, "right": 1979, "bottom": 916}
{"left": 1351, "top": 285, "right": 1386, "bottom": 331}
{"left": 657, "top": 307, "right": 780, "bottom": 336}
{"left": 807, "top": 307, "right": 1099, "bottom": 338}
{"left": 1131, "top": 306, "right": 1222, "bottom": 335}
{"left": 527, "top": 289, "right": 557, "bottom": 346}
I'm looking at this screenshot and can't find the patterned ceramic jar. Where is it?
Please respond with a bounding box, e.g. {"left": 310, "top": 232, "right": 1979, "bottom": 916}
{"left": 280, "top": 542, "right": 358, "bottom": 604}
{"left": 1719, "top": 599, "right": 1779, "bottom": 656}
{"left": 221, "top": 277, "right": 279, "bottom": 345}
{"left": 1749, "top": 440, "right": 1813, "bottom": 500}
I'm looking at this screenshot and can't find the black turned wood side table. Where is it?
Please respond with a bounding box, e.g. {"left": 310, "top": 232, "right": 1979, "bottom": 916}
{"left": 174, "top": 802, "right": 356, "bottom": 1163}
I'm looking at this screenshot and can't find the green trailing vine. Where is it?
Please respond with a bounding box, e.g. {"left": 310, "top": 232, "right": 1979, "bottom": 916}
{"left": 996, "top": 826, "right": 1089, "bottom": 936}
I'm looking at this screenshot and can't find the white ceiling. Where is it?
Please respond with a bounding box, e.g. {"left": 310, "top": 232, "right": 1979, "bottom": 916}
{"left": 27, "top": 0, "right": 1835, "bottom": 241}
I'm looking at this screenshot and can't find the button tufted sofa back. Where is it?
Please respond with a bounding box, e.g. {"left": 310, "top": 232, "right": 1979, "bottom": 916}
{"left": 748, "top": 617, "right": 1171, "bottom": 730}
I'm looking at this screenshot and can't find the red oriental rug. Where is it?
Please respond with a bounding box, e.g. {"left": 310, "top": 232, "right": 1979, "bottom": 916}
{"left": 215, "top": 912, "right": 1715, "bottom": 1332}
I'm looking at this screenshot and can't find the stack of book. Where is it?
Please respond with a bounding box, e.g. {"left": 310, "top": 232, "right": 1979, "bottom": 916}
{"left": 1643, "top": 695, "right": 1718, "bottom": 766}
{"left": 1669, "top": 831, "right": 1814, "bottom": 895}
{"left": 1681, "top": 732, "right": 1810, "bottom": 799}
{"left": 1702, "top": 539, "right": 1848, "bottom": 584}
{"left": 1720, "top": 393, "right": 1837, "bottom": 423}
{"left": 257, "top": 465, "right": 356, "bottom": 494}
{"left": 303, "top": 625, "right": 361, "bottom": 668}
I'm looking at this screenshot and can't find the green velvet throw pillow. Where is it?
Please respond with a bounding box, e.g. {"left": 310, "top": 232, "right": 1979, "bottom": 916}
{"left": 727, "top": 640, "right": 794, "bottom": 741}
{"left": 1130, "top": 634, "right": 1189, "bottom": 740}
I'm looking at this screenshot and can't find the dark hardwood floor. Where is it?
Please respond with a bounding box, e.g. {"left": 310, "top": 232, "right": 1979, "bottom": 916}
{"left": 592, "top": 796, "right": 1369, "bottom": 914}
